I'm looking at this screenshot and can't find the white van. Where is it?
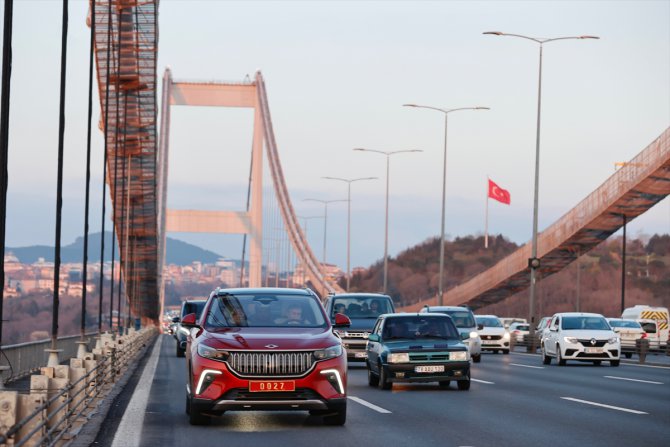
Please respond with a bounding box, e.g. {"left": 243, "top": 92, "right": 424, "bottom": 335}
{"left": 621, "top": 305, "right": 669, "bottom": 348}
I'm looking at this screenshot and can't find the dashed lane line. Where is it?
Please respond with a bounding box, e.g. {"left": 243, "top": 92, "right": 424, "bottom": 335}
{"left": 471, "top": 378, "right": 494, "bottom": 384}
{"left": 111, "top": 337, "right": 163, "bottom": 447}
{"left": 510, "top": 363, "right": 544, "bottom": 369}
{"left": 348, "top": 396, "right": 392, "bottom": 414}
{"left": 560, "top": 397, "right": 648, "bottom": 415}
{"left": 604, "top": 375, "right": 664, "bottom": 385}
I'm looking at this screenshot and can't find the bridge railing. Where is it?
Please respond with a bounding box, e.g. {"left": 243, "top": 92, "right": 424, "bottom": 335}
{"left": 0, "top": 329, "right": 156, "bottom": 447}
{"left": 1, "top": 333, "right": 98, "bottom": 384}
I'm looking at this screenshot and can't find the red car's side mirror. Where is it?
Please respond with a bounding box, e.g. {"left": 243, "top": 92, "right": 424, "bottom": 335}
{"left": 333, "top": 313, "right": 351, "bottom": 328}
{"left": 181, "top": 313, "right": 198, "bottom": 327}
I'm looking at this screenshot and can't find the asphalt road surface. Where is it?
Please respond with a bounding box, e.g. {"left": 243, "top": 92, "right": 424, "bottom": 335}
{"left": 93, "top": 334, "right": 670, "bottom": 447}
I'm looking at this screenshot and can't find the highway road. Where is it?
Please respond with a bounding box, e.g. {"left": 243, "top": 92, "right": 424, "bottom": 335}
{"left": 93, "top": 334, "right": 670, "bottom": 447}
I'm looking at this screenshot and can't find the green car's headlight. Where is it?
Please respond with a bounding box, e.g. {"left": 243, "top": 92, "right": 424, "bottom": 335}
{"left": 388, "top": 352, "right": 410, "bottom": 363}
{"left": 197, "top": 344, "right": 229, "bottom": 361}
{"left": 314, "top": 344, "right": 343, "bottom": 361}
{"left": 450, "top": 351, "right": 468, "bottom": 361}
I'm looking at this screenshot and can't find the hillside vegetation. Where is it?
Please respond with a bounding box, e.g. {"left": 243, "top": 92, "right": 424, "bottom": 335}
{"left": 345, "top": 234, "right": 670, "bottom": 318}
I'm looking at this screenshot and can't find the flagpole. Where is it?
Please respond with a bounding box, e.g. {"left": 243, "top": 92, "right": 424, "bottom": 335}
{"left": 485, "top": 177, "right": 489, "bottom": 249}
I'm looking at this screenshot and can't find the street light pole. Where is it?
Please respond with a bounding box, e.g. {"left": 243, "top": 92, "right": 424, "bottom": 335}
{"left": 322, "top": 176, "right": 377, "bottom": 291}
{"left": 303, "top": 198, "right": 347, "bottom": 266}
{"left": 353, "top": 148, "right": 422, "bottom": 294}
{"left": 403, "top": 104, "right": 489, "bottom": 305}
{"left": 484, "top": 31, "right": 598, "bottom": 343}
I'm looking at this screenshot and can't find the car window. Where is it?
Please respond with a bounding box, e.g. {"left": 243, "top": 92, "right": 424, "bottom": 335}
{"left": 331, "top": 296, "right": 393, "bottom": 318}
{"left": 204, "top": 293, "right": 327, "bottom": 329}
{"left": 442, "top": 311, "right": 476, "bottom": 328}
{"left": 609, "top": 319, "right": 641, "bottom": 329}
{"left": 183, "top": 301, "right": 206, "bottom": 318}
{"left": 561, "top": 316, "right": 609, "bottom": 330}
{"left": 382, "top": 316, "right": 460, "bottom": 340}
{"left": 475, "top": 317, "right": 503, "bottom": 328}
{"left": 640, "top": 322, "right": 658, "bottom": 334}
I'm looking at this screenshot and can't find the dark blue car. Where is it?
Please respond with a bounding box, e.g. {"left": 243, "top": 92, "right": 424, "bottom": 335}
{"left": 366, "top": 313, "right": 471, "bottom": 390}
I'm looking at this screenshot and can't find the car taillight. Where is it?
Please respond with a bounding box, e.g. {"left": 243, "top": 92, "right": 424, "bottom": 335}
{"left": 641, "top": 333, "right": 647, "bottom": 339}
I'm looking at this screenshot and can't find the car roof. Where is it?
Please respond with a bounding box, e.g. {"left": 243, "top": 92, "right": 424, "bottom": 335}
{"left": 329, "top": 293, "right": 391, "bottom": 299}
{"left": 475, "top": 314, "right": 500, "bottom": 318}
{"left": 214, "top": 287, "right": 314, "bottom": 296}
{"left": 553, "top": 312, "right": 604, "bottom": 317}
{"left": 383, "top": 312, "right": 452, "bottom": 319}
{"left": 423, "top": 306, "right": 470, "bottom": 311}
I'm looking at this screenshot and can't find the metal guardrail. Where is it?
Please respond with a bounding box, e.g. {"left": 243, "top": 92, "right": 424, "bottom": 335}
{"left": 1, "top": 333, "right": 98, "bottom": 385}
{"left": 0, "top": 328, "right": 156, "bottom": 447}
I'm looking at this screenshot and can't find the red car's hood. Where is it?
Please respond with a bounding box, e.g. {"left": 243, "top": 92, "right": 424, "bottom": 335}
{"left": 202, "top": 327, "right": 339, "bottom": 350}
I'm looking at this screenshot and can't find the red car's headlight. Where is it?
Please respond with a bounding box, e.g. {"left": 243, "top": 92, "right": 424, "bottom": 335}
{"left": 197, "top": 344, "right": 229, "bottom": 361}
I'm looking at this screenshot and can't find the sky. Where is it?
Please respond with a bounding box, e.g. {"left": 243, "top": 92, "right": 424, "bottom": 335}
{"left": 2, "top": 0, "right": 670, "bottom": 272}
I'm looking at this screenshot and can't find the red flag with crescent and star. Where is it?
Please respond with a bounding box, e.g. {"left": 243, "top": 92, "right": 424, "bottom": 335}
{"left": 488, "top": 179, "right": 511, "bottom": 205}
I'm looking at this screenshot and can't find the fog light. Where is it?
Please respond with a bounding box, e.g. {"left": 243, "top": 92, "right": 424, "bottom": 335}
{"left": 196, "top": 369, "right": 222, "bottom": 395}
{"left": 454, "top": 370, "right": 463, "bottom": 377}
{"left": 395, "top": 372, "right": 405, "bottom": 378}
{"left": 320, "top": 369, "right": 344, "bottom": 394}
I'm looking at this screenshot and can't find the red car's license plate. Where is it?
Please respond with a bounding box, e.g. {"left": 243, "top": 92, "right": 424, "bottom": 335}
{"left": 249, "top": 381, "right": 296, "bottom": 392}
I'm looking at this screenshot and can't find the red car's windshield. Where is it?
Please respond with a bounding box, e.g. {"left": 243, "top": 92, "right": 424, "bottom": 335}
{"left": 204, "top": 293, "right": 328, "bottom": 329}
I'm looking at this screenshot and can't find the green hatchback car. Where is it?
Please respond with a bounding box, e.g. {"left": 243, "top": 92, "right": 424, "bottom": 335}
{"left": 366, "top": 313, "right": 471, "bottom": 390}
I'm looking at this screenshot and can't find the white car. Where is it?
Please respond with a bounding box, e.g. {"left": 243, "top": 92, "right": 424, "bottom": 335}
{"left": 475, "top": 315, "right": 510, "bottom": 354}
{"left": 607, "top": 318, "right": 647, "bottom": 358}
{"left": 542, "top": 312, "right": 620, "bottom": 366}
{"left": 509, "top": 322, "right": 530, "bottom": 343}
{"left": 421, "top": 305, "right": 482, "bottom": 363}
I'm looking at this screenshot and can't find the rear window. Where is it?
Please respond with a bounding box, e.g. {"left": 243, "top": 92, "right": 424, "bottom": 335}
{"left": 183, "top": 301, "right": 206, "bottom": 318}
{"left": 608, "top": 320, "right": 641, "bottom": 329}
{"left": 640, "top": 322, "right": 658, "bottom": 334}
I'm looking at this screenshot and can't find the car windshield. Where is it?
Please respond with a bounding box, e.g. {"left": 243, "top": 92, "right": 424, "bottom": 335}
{"left": 440, "top": 311, "right": 475, "bottom": 328}
{"left": 609, "top": 320, "right": 641, "bottom": 329}
{"left": 184, "top": 301, "right": 206, "bottom": 318}
{"left": 205, "top": 293, "right": 327, "bottom": 329}
{"left": 382, "top": 316, "right": 460, "bottom": 341}
{"left": 513, "top": 324, "right": 530, "bottom": 331}
{"left": 476, "top": 317, "right": 502, "bottom": 328}
{"left": 331, "top": 296, "right": 392, "bottom": 318}
{"left": 561, "top": 316, "right": 610, "bottom": 330}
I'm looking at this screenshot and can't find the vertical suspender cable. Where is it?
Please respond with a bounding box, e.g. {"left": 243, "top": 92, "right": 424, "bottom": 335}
{"left": 117, "top": 90, "right": 128, "bottom": 334}
{"left": 51, "top": 0, "right": 69, "bottom": 355}
{"left": 0, "top": 0, "right": 14, "bottom": 355}
{"left": 109, "top": 4, "right": 122, "bottom": 334}
{"left": 98, "top": 0, "right": 113, "bottom": 336}
{"left": 81, "top": 0, "right": 96, "bottom": 341}
{"left": 239, "top": 154, "right": 253, "bottom": 286}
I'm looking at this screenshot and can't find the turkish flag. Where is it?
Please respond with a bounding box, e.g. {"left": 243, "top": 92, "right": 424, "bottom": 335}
{"left": 488, "top": 179, "right": 511, "bottom": 205}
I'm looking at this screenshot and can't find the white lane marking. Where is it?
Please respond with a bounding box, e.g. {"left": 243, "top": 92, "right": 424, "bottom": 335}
{"left": 471, "top": 378, "right": 494, "bottom": 384}
{"left": 561, "top": 397, "right": 648, "bottom": 415}
{"left": 510, "top": 363, "right": 545, "bottom": 369}
{"left": 621, "top": 362, "right": 670, "bottom": 370}
{"left": 348, "top": 396, "right": 392, "bottom": 414}
{"left": 604, "top": 375, "right": 664, "bottom": 385}
{"left": 111, "top": 337, "right": 163, "bottom": 447}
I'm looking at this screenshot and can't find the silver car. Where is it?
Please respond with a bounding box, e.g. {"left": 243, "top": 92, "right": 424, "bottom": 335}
{"left": 420, "top": 306, "right": 482, "bottom": 363}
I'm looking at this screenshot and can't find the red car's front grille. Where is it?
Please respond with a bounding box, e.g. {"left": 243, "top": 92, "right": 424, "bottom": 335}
{"left": 227, "top": 351, "right": 315, "bottom": 377}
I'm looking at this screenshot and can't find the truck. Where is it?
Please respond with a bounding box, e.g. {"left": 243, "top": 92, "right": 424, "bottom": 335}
{"left": 621, "top": 305, "right": 669, "bottom": 348}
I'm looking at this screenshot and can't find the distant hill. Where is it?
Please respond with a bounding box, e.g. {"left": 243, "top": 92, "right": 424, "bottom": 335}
{"left": 5, "top": 232, "right": 228, "bottom": 265}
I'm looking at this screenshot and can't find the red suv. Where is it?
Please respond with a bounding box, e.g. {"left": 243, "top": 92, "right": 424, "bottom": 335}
{"left": 183, "top": 287, "right": 351, "bottom": 425}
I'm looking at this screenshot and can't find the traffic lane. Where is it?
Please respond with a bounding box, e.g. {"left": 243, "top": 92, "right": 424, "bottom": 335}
{"left": 135, "top": 338, "right": 402, "bottom": 447}
{"left": 473, "top": 351, "right": 670, "bottom": 412}
{"left": 348, "top": 356, "right": 668, "bottom": 447}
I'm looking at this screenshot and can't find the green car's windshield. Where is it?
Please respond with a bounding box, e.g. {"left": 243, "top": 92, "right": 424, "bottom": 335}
{"left": 382, "top": 316, "right": 460, "bottom": 341}
{"left": 205, "top": 294, "right": 327, "bottom": 329}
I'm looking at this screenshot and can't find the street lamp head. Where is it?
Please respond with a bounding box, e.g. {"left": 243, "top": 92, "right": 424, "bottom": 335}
{"left": 579, "top": 35, "right": 600, "bottom": 40}
{"left": 483, "top": 31, "right": 504, "bottom": 35}
{"left": 402, "top": 104, "right": 419, "bottom": 108}
{"left": 475, "top": 107, "right": 491, "bottom": 110}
